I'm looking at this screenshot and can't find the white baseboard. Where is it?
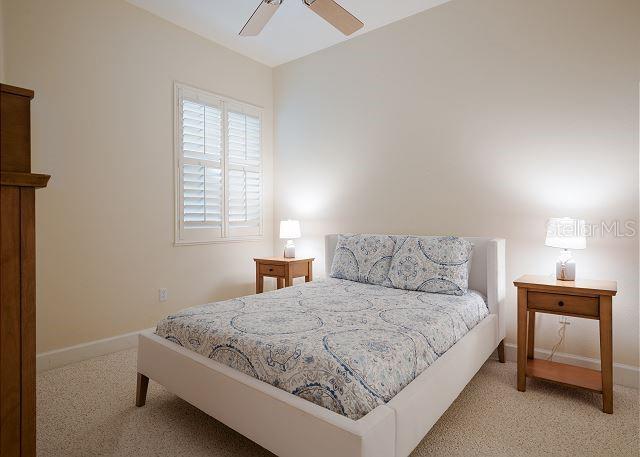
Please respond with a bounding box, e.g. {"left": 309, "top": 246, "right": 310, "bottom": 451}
{"left": 500, "top": 343, "right": 639, "bottom": 389}
{"left": 36, "top": 328, "right": 153, "bottom": 373}
{"left": 37, "top": 331, "right": 640, "bottom": 390}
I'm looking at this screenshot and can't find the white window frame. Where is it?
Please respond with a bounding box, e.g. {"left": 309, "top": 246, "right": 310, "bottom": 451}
{"left": 174, "top": 82, "right": 264, "bottom": 245}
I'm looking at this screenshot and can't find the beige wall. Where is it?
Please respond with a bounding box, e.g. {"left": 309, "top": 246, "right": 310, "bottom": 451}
{"left": 3, "top": 0, "right": 639, "bottom": 369}
{"left": 4, "top": 0, "right": 275, "bottom": 352}
{"left": 274, "top": 0, "right": 640, "bottom": 367}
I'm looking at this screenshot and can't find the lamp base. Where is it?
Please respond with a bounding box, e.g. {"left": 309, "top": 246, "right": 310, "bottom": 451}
{"left": 555, "top": 249, "right": 576, "bottom": 281}
{"left": 283, "top": 240, "right": 296, "bottom": 258}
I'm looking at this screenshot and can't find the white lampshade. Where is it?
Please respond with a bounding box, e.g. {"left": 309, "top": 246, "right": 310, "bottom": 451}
{"left": 545, "top": 218, "right": 586, "bottom": 250}
{"left": 279, "top": 220, "right": 301, "bottom": 239}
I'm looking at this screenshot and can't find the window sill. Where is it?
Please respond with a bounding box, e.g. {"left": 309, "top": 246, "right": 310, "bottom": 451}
{"left": 173, "top": 236, "right": 265, "bottom": 246}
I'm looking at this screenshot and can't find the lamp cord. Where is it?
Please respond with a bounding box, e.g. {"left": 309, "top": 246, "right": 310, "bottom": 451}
{"left": 547, "top": 319, "right": 568, "bottom": 361}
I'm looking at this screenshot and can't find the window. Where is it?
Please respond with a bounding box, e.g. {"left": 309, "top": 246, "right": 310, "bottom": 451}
{"left": 175, "top": 83, "right": 263, "bottom": 244}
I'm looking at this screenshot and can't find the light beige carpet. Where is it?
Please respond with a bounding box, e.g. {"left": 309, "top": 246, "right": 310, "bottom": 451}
{"left": 37, "top": 349, "right": 639, "bottom": 456}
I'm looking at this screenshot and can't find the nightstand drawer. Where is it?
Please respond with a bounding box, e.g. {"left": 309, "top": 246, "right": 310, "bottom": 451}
{"left": 528, "top": 291, "right": 599, "bottom": 317}
{"left": 259, "top": 264, "right": 285, "bottom": 276}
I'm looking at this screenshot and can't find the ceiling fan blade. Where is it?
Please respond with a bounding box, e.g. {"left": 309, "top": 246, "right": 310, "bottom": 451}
{"left": 240, "top": 0, "right": 282, "bottom": 36}
{"left": 304, "top": 0, "right": 363, "bottom": 36}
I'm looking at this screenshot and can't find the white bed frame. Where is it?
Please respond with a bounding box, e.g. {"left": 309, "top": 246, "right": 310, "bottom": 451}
{"left": 136, "top": 235, "right": 506, "bottom": 457}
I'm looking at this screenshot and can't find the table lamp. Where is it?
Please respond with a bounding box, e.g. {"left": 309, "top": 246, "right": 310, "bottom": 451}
{"left": 545, "top": 217, "right": 586, "bottom": 281}
{"left": 280, "top": 220, "right": 301, "bottom": 258}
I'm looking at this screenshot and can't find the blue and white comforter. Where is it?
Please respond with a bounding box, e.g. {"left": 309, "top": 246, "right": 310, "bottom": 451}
{"left": 155, "top": 278, "right": 488, "bottom": 420}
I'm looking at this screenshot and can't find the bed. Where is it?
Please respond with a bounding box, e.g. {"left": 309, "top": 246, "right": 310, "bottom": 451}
{"left": 136, "top": 235, "right": 506, "bottom": 457}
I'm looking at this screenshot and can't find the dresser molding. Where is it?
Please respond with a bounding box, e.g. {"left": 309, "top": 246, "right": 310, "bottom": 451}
{"left": 1, "top": 83, "right": 49, "bottom": 457}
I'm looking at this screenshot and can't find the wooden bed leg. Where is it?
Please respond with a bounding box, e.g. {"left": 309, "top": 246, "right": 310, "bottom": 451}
{"left": 136, "top": 373, "right": 149, "bottom": 407}
{"left": 497, "top": 339, "right": 505, "bottom": 363}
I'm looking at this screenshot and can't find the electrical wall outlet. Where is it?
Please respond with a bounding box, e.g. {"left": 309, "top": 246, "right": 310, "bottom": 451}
{"left": 159, "top": 288, "right": 168, "bottom": 302}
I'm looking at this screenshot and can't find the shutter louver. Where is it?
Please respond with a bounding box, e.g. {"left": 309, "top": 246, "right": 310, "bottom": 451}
{"left": 228, "top": 111, "right": 261, "bottom": 167}
{"left": 227, "top": 111, "right": 262, "bottom": 236}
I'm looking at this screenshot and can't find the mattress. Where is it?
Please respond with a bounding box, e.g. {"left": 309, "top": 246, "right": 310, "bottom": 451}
{"left": 155, "top": 278, "right": 489, "bottom": 420}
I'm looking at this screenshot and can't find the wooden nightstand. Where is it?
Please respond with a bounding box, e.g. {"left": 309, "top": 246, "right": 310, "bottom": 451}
{"left": 514, "top": 275, "right": 617, "bottom": 413}
{"left": 254, "top": 257, "right": 314, "bottom": 293}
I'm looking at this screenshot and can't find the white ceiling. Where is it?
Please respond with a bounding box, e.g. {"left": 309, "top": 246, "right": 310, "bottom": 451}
{"left": 127, "top": 0, "right": 452, "bottom": 67}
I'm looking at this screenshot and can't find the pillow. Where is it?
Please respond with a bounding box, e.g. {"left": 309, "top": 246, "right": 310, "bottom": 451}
{"left": 388, "top": 236, "right": 473, "bottom": 295}
{"left": 329, "top": 234, "right": 396, "bottom": 286}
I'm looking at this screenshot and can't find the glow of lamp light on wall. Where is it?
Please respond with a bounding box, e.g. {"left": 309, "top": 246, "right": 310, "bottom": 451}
{"left": 502, "top": 142, "right": 618, "bottom": 213}
{"left": 288, "top": 191, "right": 330, "bottom": 218}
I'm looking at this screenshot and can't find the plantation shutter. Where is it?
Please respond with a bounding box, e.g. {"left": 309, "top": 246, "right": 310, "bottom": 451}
{"left": 179, "top": 95, "right": 224, "bottom": 240}
{"left": 175, "top": 84, "right": 262, "bottom": 244}
{"left": 227, "top": 109, "right": 262, "bottom": 237}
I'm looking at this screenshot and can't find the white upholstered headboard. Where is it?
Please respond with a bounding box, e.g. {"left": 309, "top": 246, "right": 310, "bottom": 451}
{"left": 324, "top": 235, "right": 506, "bottom": 340}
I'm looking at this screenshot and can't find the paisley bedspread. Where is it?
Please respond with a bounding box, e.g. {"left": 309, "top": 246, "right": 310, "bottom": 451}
{"left": 155, "top": 278, "right": 489, "bottom": 420}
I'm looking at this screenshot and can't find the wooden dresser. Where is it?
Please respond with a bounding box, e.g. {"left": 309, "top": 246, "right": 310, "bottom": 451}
{"left": 0, "top": 84, "right": 49, "bottom": 456}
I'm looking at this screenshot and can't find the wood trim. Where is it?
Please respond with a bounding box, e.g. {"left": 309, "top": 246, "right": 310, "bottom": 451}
{"left": 527, "top": 310, "right": 535, "bottom": 359}
{"left": 501, "top": 342, "right": 639, "bottom": 389}
{"left": 513, "top": 274, "right": 617, "bottom": 296}
{"left": 0, "top": 186, "right": 21, "bottom": 456}
{"left": 253, "top": 257, "right": 315, "bottom": 263}
{"left": 497, "top": 340, "right": 505, "bottom": 363}
{"left": 600, "top": 295, "right": 613, "bottom": 413}
{"left": 516, "top": 287, "right": 527, "bottom": 391}
{"left": 0, "top": 172, "right": 50, "bottom": 188}
{"left": 255, "top": 266, "right": 263, "bottom": 294}
{"left": 526, "top": 359, "right": 602, "bottom": 392}
{"left": 135, "top": 373, "right": 149, "bottom": 407}
{"left": 520, "top": 308, "right": 600, "bottom": 320}
{"left": 20, "top": 188, "right": 36, "bottom": 456}
{"left": 0, "top": 85, "right": 34, "bottom": 99}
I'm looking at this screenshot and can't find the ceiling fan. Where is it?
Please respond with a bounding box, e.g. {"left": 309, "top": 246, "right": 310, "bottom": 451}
{"left": 240, "top": 0, "right": 364, "bottom": 37}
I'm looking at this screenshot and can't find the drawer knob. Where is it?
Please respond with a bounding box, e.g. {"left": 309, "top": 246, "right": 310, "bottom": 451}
{"left": 558, "top": 301, "right": 564, "bottom": 307}
{"left": 269, "top": 268, "right": 273, "bottom": 272}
